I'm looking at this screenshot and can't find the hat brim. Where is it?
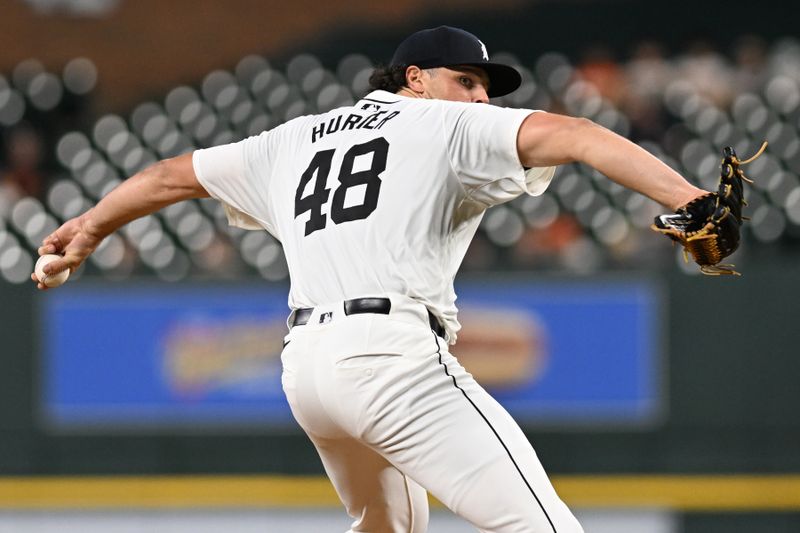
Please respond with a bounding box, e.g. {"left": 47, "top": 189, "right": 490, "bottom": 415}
{"left": 458, "top": 62, "right": 522, "bottom": 98}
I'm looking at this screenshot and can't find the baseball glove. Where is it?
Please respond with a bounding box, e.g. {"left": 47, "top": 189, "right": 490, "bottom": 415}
{"left": 652, "top": 142, "right": 767, "bottom": 276}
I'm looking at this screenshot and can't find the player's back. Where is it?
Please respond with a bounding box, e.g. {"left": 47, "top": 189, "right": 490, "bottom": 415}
{"left": 193, "top": 89, "right": 549, "bottom": 338}
{"left": 266, "top": 91, "right": 462, "bottom": 313}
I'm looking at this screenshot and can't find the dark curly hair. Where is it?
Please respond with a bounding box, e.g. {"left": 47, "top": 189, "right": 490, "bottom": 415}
{"left": 368, "top": 64, "right": 408, "bottom": 93}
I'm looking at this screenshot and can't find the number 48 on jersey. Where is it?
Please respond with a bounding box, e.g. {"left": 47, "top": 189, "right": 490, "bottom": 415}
{"left": 294, "top": 137, "right": 389, "bottom": 236}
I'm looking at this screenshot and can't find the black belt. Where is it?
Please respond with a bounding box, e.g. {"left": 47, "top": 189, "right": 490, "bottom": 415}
{"left": 291, "top": 297, "right": 446, "bottom": 339}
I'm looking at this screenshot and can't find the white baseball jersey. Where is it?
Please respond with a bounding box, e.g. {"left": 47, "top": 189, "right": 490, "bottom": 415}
{"left": 192, "top": 90, "right": 555, "bottom": 342}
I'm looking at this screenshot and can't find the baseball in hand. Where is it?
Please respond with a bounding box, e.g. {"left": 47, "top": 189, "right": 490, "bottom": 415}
{"left": 35, "top": 254, "right": 70, "bottom": 288}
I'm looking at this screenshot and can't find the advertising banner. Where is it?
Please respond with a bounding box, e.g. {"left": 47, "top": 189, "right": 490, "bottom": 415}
{"left": 41, "top": 279, "right": 662, "bottom": 430}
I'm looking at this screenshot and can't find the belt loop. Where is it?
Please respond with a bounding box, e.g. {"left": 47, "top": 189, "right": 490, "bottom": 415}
{"left": 291, "top": 308, "right": 313, "bottom": 327}
{"left": 344, "top": 297, "right": 391, "bottom": 316}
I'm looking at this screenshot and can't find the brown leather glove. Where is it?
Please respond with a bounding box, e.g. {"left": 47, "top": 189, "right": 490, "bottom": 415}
{"left": 652, "top": 142, "right": 767, "bottom": 275}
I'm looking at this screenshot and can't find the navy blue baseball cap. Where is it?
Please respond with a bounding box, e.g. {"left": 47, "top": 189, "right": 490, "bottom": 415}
{"left": 390, "top": 26, "right": 522, "bottom": 98}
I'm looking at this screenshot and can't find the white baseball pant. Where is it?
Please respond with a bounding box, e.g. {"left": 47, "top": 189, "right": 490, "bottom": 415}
{"left": 281, "top": 294, "right": 583, "bottom": 533}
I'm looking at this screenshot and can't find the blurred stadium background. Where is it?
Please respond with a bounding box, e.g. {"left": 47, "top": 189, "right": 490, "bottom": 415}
{"left": 1, "top": 0, "right": 799, "bottom": 531}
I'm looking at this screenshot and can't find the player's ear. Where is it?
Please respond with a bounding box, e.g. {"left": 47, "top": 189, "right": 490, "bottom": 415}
{"left": 405, "top": 65, "right": 425, "bottom": 93}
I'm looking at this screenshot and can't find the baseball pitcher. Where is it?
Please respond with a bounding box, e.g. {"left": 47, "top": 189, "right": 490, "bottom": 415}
{"left": 35, "top": 26, "right": 718, "bottom": 533}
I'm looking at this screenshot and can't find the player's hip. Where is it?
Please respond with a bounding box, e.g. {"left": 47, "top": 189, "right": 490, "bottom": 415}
{"left": 281, "top": 305, "right": 442, "bottom": 381}
{"left": 280, "top": 303, "right": 473, "bottom": 439}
